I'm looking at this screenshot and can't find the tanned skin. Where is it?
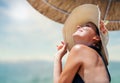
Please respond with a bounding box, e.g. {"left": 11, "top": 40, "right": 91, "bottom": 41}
{"left": 54, "top": 22, "right": 109, "bottom": 83}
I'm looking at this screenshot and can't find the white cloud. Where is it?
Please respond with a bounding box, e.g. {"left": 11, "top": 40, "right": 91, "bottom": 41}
{"left": 2, "top": 0, "right": 63, "bottom": 35}
{"left": 1, "top": 0, "right": 30, "bottom": 20}
{"left": 9, "top": 1, "right": 29, "bottom": 20}
{"left": 0, "top": 0, "right": 64, "bottom": 62}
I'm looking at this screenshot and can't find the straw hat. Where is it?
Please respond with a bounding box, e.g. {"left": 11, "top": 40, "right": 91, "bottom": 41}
{"left": 63, "top": 4, "right": 109, "bottom": 65}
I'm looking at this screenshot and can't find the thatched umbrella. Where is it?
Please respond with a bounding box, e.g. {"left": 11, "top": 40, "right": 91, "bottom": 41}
{"left": 27, "top": 0, "right": 120, "bottom": 31}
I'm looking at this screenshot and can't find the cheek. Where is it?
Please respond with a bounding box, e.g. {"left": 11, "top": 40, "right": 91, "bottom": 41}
{"left": 72, "top": 29, "right": 96, "bottom": 39}
{"left": 83, "top": 31, "right": 96, "bottom": 41}
{"left": 72, "top": 31, "right": 90, "bottom": 41}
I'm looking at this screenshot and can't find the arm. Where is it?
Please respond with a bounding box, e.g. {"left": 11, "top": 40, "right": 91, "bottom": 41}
{"left": 54, "top": 43, "right": 84, "bottom": 83}
{"left": 58, "top": 45, "right": 84, "bottom": 83}
{"left": 53, "top": 41, "right": 67, "bottom": 83}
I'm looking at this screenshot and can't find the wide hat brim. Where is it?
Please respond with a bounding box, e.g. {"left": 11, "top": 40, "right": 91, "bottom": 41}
{"left": 63, "top": 4, "right": 109, "bottom": 65}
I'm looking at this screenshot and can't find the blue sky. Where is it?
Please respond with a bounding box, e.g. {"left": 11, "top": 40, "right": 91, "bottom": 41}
{"left": 0, "top": 0, "right": 120, "bottom": 62}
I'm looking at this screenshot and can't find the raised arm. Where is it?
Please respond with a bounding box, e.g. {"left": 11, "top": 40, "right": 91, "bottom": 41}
{"left": 53, "top": 41, "right": 67, "bottom": 83}
{"left": 54, "top": 43, "right": 85, "bottom": 83}
{"left": 58, "top": 44, "right": 84, "bottom": 83}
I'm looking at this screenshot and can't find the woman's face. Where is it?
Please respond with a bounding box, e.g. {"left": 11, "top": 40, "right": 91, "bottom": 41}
{"left": 72, "top": 22, "right": 99, "bottom": 46}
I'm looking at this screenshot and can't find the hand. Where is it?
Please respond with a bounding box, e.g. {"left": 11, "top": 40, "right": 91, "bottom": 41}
{"left": 55, "top": 41, "right": 68, "bottom": 60}
{"left": 100, "top": 20, "right": 107, "bottom": 34}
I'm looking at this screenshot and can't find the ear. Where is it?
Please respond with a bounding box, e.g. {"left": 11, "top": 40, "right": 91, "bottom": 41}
{"left": 92, "top": 35, "right": 100, "bottom": 42}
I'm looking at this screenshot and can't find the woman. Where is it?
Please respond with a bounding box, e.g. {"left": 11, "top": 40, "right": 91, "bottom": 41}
{"left": 54, "top": 4, "right": 111, "bottom": 83}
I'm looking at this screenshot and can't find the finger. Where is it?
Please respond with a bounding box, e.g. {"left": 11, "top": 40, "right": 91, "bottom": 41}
{"left": 62, "top": 42, "right": 68, "bottom": 51}
{"left": 64, "top": 43, "right": 68, "bottom": 50}
{"left": 57, "top": 44, "right": 63, "bottom": 50}
{"left": 61, "top": 41, "right": 64, "bottom": 44}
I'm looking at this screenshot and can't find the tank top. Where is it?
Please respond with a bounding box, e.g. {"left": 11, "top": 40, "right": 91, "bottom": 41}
{"left": 72, "top": 46, "right": 111, "bottom": 83}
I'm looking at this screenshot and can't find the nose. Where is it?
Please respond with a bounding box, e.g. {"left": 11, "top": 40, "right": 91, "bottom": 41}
{"left": 76, "top": 25, "right": 81, "bottom": 29}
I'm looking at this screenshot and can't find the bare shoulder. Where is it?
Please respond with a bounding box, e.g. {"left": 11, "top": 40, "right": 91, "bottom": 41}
{"left": 67, "top": 44, "right": 86, "bottom": 64}
{"left": 70, "top": 44, "right": 93, "bottom": 54}
{"left": 70, "top": 44, "right": 87, "bottom": 53}
{"left": 70, "top": 44, "right": 99, "bottom": 64}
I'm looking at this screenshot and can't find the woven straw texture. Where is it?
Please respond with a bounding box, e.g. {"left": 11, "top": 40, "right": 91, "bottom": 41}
{"left": 27, "top": 0, "right": 120, "bottom": 31}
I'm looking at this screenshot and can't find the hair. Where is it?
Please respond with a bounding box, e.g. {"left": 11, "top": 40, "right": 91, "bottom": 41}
{"left": 94, "top": 40, "right": 102, "bottom": 51}
{"left": 89, "top": 22, "right": 102, "bottom": 51}
{"left": 94, "top": 29, "right": 102, "bottom": 51}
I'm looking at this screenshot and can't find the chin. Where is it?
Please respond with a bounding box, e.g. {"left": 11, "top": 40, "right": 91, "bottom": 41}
{"left": 73, "top": 33, "right": 82, "bottom": 40}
